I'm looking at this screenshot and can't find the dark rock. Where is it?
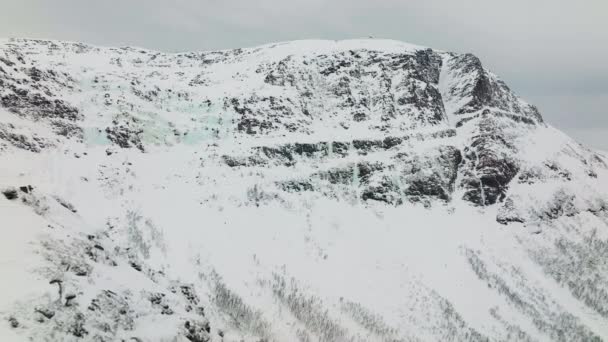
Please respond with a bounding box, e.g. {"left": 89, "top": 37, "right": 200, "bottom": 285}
{"left": 405, "top": 177, "right": 450, "bottom": 201}
{"left": 0, "top": 57, "right": 15, "bottom": 67}
{"left": 178, "top": 284, "right": 200, "bottom": 305}
{"left": 258, "top": 145, "right": 294, "bottom": 165}
{"left": 130, "top": 262, "right": 142, "bottom": 272}
{"left": 105, "top": 125, "right": 144, "bottom": 152}
{"left": 0, "top": 124, "right": 49, "bottom": 152}
{"left": 161, "top": 304, "right": 174, "bottom": 315}
{"left": 447, "top": 53, "right": 543, "bottom": 123}
{"left": 49, "top": 279, "right": 63, "bottom": 299}
{"left": 293, "top": 142, "right": 328, "bottom": 158}
{"left": 541, "top": 190, "right": 578, "bottom": 220}
{"left": 8, "top": 316, "right": 19, "bottom": 328}
{"left": 279, "top": 180, "right": 314, "bottom": 192}
{"left": 184, "top": 320, "right": 211, "bottom": 342}
{"left": 320, "top": 167, "right": 355, "bottom": 185}
{"left": 352, "top": 139, "right": 383, "bottom": 155}
{"left": 0, "top": 82, "right": 80, "bottom": 121}
{"left": 496, "top": 198, "right": 525, "bottom": 225}
{"left": 149, "top": 293, "right": 164, "bottom": 305}
{"left": 222, "top": 155, "right": 264, "bottom": 168}
{"left": 460, "top": 118, "right": 519, "bottom": 206}
{"left": 149, "top": 293, "right": 174, "bottom": 315}
{"left": 65, "top": 293, "right": 76, "bottom": 306}
{"left": 34, "top": 307, "right": 55, "bottom": 319}
{"left": 54, "top": 196, "right": 77, "bottom": 213}
{"left": 2, "top": 188, "right": 18, "bottom": 200}
{"left": 67, "top": 313, "right": 88, "bottom": 337}
{"left": 361, "top": 179, "right": 403, "bottom": 205}
{"left": 19, "top": 185, "right": 33, "bottom": 193}
{"left": 50, "top": 119, "right": 83, "bottom": 138}
{"left": 353, "top": 112, "right": 367, "bottom": 122}
{"left": 222, "top": 155, "right": 244, "bottom": 167}
{"left": 330, "top": 141, "right": 350, "bottom": 156}
{"left": 382, "top": 136, "right": 403, "bottom": 149}
{"left": 356, "top": 162, "right": 385, "bottom": 184}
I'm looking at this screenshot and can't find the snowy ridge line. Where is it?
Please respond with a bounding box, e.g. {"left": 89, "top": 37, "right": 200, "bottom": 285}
{"left": 1, "top": 38, "right": 608, "bottom": 341}
{"left": 2, "top": 37, "right": 430, "bottom": 57}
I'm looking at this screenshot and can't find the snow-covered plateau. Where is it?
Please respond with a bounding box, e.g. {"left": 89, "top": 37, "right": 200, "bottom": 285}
{"left": 0, "top": 38, "right": 607, "bottom": 341}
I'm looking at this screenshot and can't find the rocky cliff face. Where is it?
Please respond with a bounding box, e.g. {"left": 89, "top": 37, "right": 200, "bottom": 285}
{"left": 1, "top": 38, "right": 607, "bottom": 341}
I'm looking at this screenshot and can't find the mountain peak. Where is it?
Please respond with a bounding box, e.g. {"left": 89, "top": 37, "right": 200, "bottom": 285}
{"left": 1, "top": 38, "right": 607, "bottom": 341}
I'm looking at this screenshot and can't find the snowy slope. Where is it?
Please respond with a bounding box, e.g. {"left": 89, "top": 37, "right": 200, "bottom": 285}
{"left": 1, "top": 38, "right": 607, "bottom": 342}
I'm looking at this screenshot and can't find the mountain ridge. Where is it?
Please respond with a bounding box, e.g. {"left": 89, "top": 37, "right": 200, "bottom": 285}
{"left": 1, "top": 37, "right": 607, "bottom": 341}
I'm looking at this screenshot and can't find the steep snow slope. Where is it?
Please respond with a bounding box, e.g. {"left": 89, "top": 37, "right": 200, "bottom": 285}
{"left": 0, "top": 38, "right": 607, "bottom": 341}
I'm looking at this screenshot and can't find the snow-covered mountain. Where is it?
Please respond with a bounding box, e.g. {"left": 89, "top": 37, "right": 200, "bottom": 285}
{"left": 1, "top": 37, "right": 607, "bottom": 341}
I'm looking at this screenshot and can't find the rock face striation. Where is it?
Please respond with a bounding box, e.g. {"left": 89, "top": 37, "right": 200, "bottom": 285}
{"left": 0, "top": 38, "right": 607, "bottom": 341}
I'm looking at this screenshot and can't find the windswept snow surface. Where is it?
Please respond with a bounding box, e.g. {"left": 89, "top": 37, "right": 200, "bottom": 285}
{"left": 1, "top": 38, "right": 607, "bottom": 341}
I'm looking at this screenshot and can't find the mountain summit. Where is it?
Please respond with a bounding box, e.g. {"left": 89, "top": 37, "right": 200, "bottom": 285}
{"left": 1, "top": 38, "right": 607, "bottom": 341}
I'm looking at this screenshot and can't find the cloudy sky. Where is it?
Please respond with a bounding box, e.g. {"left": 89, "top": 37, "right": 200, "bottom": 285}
{"left": 2, "top": 0, "right": 607, "bottom": 150}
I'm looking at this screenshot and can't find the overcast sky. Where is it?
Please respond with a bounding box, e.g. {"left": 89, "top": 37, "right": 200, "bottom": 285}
{"left": 1, "top": 0, "right": 606, "bottom": 150}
